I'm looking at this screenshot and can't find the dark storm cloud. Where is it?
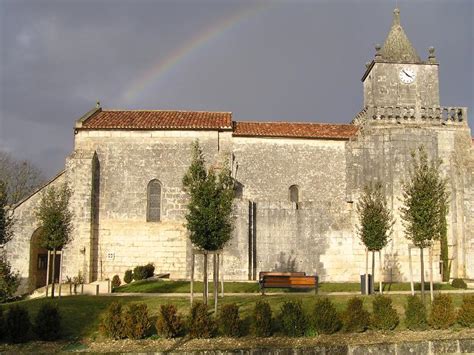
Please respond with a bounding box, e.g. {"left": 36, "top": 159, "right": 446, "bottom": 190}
{"left": 0, "top": 0, "right": 472, "bottom": 177}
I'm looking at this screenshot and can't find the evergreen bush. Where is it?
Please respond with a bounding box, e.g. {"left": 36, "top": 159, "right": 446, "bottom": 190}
{"left": 0, "top": 308, "right": 5, "bottom": 340}
{"left": 99, "top": 301, "right": 125, "bottom": 339}
{"left": 188, "top": 302, "right": 216, "bottom": 338}
{"left": 371, "top": 295, "right": 399, "bottom": 331}
{"left": 278, "top": 300, "right": 307, "bottom": 337}
{"left": 252, "top": 300, "right": 273, "bottom": 337}
{"left": 123, "top": 303, "right": 151, "bottom": 339}
{"left": 458, "top": 295, "right": 474, "bottom": 328}
{"left": 6, "top": 305, "right": 31, "bottom": 343}
{"left": 111, "top": 275, "right": 121, "bottom": 289}
{"left": 33, "top": 303, "right": 61, "bottom": 340}
{"left": 405, "top": 295, "right": 428, "bottom": 330}
{"left": 124, "top": 270, "right": 133, "bottom": 284}
{"left": 311, "top": 297, "right": 341, "bottom": 334}
{"left": 218, "top": 303, "right": 242, "bottom": 337}
{"left": 451, "top": 278, "right": 467, "bottom": 289}
{"left": 341, "top": 297, "right": 370, "bottom": 333}
{"left": 133, "top": 265, "right": 147, "bottom": 281}
{"left": 144, "top": 263, "right": 155, "bottom": 278}
{"left": 156, "top": 304, "right": 184, "bottom": 338}
{"left": 429, "top": 294, "right": 456, "bottom": 329}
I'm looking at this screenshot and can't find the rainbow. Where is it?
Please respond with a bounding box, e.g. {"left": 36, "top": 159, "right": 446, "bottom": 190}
{"left": 122, "top": 3, "right": 269, "bottom": 104}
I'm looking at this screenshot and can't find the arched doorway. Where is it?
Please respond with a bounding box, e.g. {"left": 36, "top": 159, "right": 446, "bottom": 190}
{"left": 29, "top": 228, "right": 61, "bottom": 290}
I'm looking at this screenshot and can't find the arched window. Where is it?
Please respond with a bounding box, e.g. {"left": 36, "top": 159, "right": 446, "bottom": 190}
{"left": 289, "top": 185, "right": 299, "bottom": 209}
{"left": 147, "top": 179, "right": 162, "bottom": 222}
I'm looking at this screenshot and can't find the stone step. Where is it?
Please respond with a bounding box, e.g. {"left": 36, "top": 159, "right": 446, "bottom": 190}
{"left": 28, "top": 280, "right": 111, "bottom": 299}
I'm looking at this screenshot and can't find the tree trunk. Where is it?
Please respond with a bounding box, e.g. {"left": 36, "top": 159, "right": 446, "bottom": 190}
{"left": 191, "top": 252, "right": 195, "bottom": 305}
{"left": 379, "top": 250, "right": 383, "bottom": 294}
{"left": 409, "top": 246, "right": 414, "bottom": 296}
{"left": 429, "top": 246, "right": 434, "bottom": 302}
{"left": 45, "top": 250, "right": 50, "bottom": 298}
{"left": 213, "top": 253, "right": 218, "bottom": 314}
{"left": 58, "top": 251, "right": 63, "bottom": 298}
{"left": 371, "top": 251, "right": 375, "bottom": 294}
{"left": 203, "top": 252, "right": 208, "bottom": 305}
{"left": 51, "top": 248, "right": 56, "bottom": 298}
{"left": 420, "top": 247, "right": 425, "bottom": 302}
{"left": 365, "top": 248, "right": 369, "bottom": 295}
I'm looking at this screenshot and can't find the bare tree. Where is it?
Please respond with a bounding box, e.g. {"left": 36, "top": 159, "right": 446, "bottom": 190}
{"left": 0, "top": 151, "right": 44, "bottom": 205}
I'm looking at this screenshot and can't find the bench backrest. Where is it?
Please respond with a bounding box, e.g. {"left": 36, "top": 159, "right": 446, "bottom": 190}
{"left": 259, "top": 271, "right": 306, "bottom": 280}
{"left": 261, "top": 275, "right": 317, "bottom": 288}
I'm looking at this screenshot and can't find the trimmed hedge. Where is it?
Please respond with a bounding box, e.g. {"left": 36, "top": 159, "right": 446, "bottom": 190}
{"left": 429, "top": 294, "right": 456, "bottom": 329}
{"left": 252, "top": 300, "right": 273, "bottom": 337}
{"left": 33, "top": 303, "right": 61, "bottom": 341}
{"left": 100, "top": 301, "right": 125, "bottom": 339}
{"left": 278, "top": 300, "right": 307, "bottom": 337}
{"left": 188, "top": 302, "right": 216, "bottom": 338}
{"left": 124, "top": 270, "right": 133, "bottom": 284}
{"left": 371, "top": 295, "right": 399, "bottom": 331}
{"left": 458, "top": 295, "right": 474, "bottom": 327}
{"left": 405, "top": 295, "right": 428, "bottom": 330}
{"left": 156, "top": 304, "right": 184, "bottom": 338}
{"left": 6, "top": 305, "right": 31, "bottom": 343}
{"left": 341, "top": 297, "right": 370, "bottom": 333}
{"left": 451, "top": 278, "right": 468, "bottom": 289}
{"left": 218, "top": 303, "right": 242, "bottom": 337}
{"left": 311, "top": 297, "right": 341, "bottom": 335}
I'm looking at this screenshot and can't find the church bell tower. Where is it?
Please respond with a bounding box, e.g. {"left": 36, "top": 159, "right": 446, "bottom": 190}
{"left": 357, "top": 8, "right": 451, "bottom": 122}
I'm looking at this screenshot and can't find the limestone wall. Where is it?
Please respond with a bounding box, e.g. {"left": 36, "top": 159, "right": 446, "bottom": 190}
{"left": 6, "top": 172, "right": 66, "bottom": 294}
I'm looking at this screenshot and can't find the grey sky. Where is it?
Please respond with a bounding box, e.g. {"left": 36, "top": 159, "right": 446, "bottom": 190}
{"left": 1, "top": 0, "right": 472, "bottom": 177}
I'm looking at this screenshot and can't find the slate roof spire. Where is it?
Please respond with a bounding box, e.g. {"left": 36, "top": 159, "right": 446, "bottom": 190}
{"left": 379, "top": 8, "right": 421, "bottom": 63}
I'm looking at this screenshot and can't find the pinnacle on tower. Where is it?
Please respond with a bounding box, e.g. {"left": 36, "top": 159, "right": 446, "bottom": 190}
{"left": 378, "top": 8, "right": 421, "bottom": 63}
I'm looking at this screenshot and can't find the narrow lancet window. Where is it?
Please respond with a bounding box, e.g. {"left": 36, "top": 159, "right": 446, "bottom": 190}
{"left": 289, "top": 185, "right": 299, "bottom": 209}
{"left": 147, "top": 179, "right": 162, "bottom": 222}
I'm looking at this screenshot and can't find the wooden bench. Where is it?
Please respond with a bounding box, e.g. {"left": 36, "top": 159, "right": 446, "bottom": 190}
{"left": 258, "top": 272, "right": 319, "bottom": 295}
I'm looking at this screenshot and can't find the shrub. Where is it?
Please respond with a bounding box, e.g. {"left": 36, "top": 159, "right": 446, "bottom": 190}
{"left": 252, "top": 300, "right": 272, "bottom": 337}
{"left": 111, "top": 275, "right": 121, "bottom": 289}
{"left": 99, "top": 301, "right": 125, "bottom": 339}
{"left": 429, "top": 294, "right": 456, "bottom": 329}
{"left": 0, "top": 308, "right": 5, "bottom": 340}
{"left": 144, "top": 263, "right": 155, "bottom": 278}
{"left": 458, "top": 295, "right": 474, "bottom": 327}
{"left": 278, "top": 300, "right": 307, "bottom": 337}
{"left": 311, "top": 297, "right": 341, "bottom": 334}
{"left": 133, "top": 266, "right": 147, "bottom": 281}
{"left": 218, "top": 303, "right": 242, "bottom": 337}
{"left": 34, "top": 303, "right": 61, "bottom": 340}
{"left": 451, "top": 278, "right": 467, "bottom": 289}
{"left": 0, "top": 255, "right": 20, "bottom": 303}
{"left": 371, "top": 295, "right": 399, "bottom": 331}
{"left": 123, "top": 303, "right": 151, "bottom": 339}
{"left": 341, "top": 297, "right": 370, "bottom": 333}
{"left": 6, "top": 305, "right": 31, "bottom": 343}
{"left": 156, "top": 304, "right": 184, "bottom": 338}
{"left": 188, "top": 302, "right": 216, "bottom": 338}
{"left": 405, "top": 295, "right": 428, "bottom": 330}
{"left": 124, "top": 270, "right": 133, "bottom": 284}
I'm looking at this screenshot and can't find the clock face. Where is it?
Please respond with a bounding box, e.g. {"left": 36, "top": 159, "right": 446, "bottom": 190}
{"left": 399, "top": 67, "right": 416, "bottom": 84}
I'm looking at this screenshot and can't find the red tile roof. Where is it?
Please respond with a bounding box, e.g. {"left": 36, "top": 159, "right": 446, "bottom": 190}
{"left": 78, "top": 109, "right": 359, "bottom": 140}
{"left": 81, "top": 109, "right": 233, "bottom": 130}
{"left": 233, "top": 121, "right": 358, "bottom": 140}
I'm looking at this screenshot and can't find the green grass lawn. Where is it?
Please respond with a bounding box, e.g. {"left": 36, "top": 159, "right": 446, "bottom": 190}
{"left": 114, "top": 279, "right": 458, "bottom": 294}
{"left": 0, "top": 292, "right": 468, "bottom": 341}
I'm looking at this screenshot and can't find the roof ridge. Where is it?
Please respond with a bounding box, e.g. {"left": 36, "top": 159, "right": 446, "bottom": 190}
{"left": 236, "top": 121, "right": 353, "bottom": 126}
{"left": 101, "top": 109, "right": 232, "bottom": 114}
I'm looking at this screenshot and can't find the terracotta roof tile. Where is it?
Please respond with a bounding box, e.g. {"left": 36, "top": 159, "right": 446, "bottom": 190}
{"left": 81, "top": 110, "right": 233, "bottom": 130}
{"left": 233, "top": 121, "right": 358, "bottom": 140}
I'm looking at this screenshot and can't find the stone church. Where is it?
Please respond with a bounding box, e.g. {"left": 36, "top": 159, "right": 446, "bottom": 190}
{"left": 7, "top": 9, "right": 473, "bottom": 293}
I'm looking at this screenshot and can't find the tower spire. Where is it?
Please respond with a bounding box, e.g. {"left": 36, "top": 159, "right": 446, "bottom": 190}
{"left": 378, "top": 8, "right": 421, "bottom": 63}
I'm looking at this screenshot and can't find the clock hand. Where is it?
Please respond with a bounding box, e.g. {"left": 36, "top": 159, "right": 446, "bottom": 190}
{"left": 403, "top": 70, "right": 412, "bottom": 78}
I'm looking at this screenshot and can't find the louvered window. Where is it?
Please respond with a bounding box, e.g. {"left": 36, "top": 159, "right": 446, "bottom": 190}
{"left": 147, "top": 180, "right": 162, "bottom": 222}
